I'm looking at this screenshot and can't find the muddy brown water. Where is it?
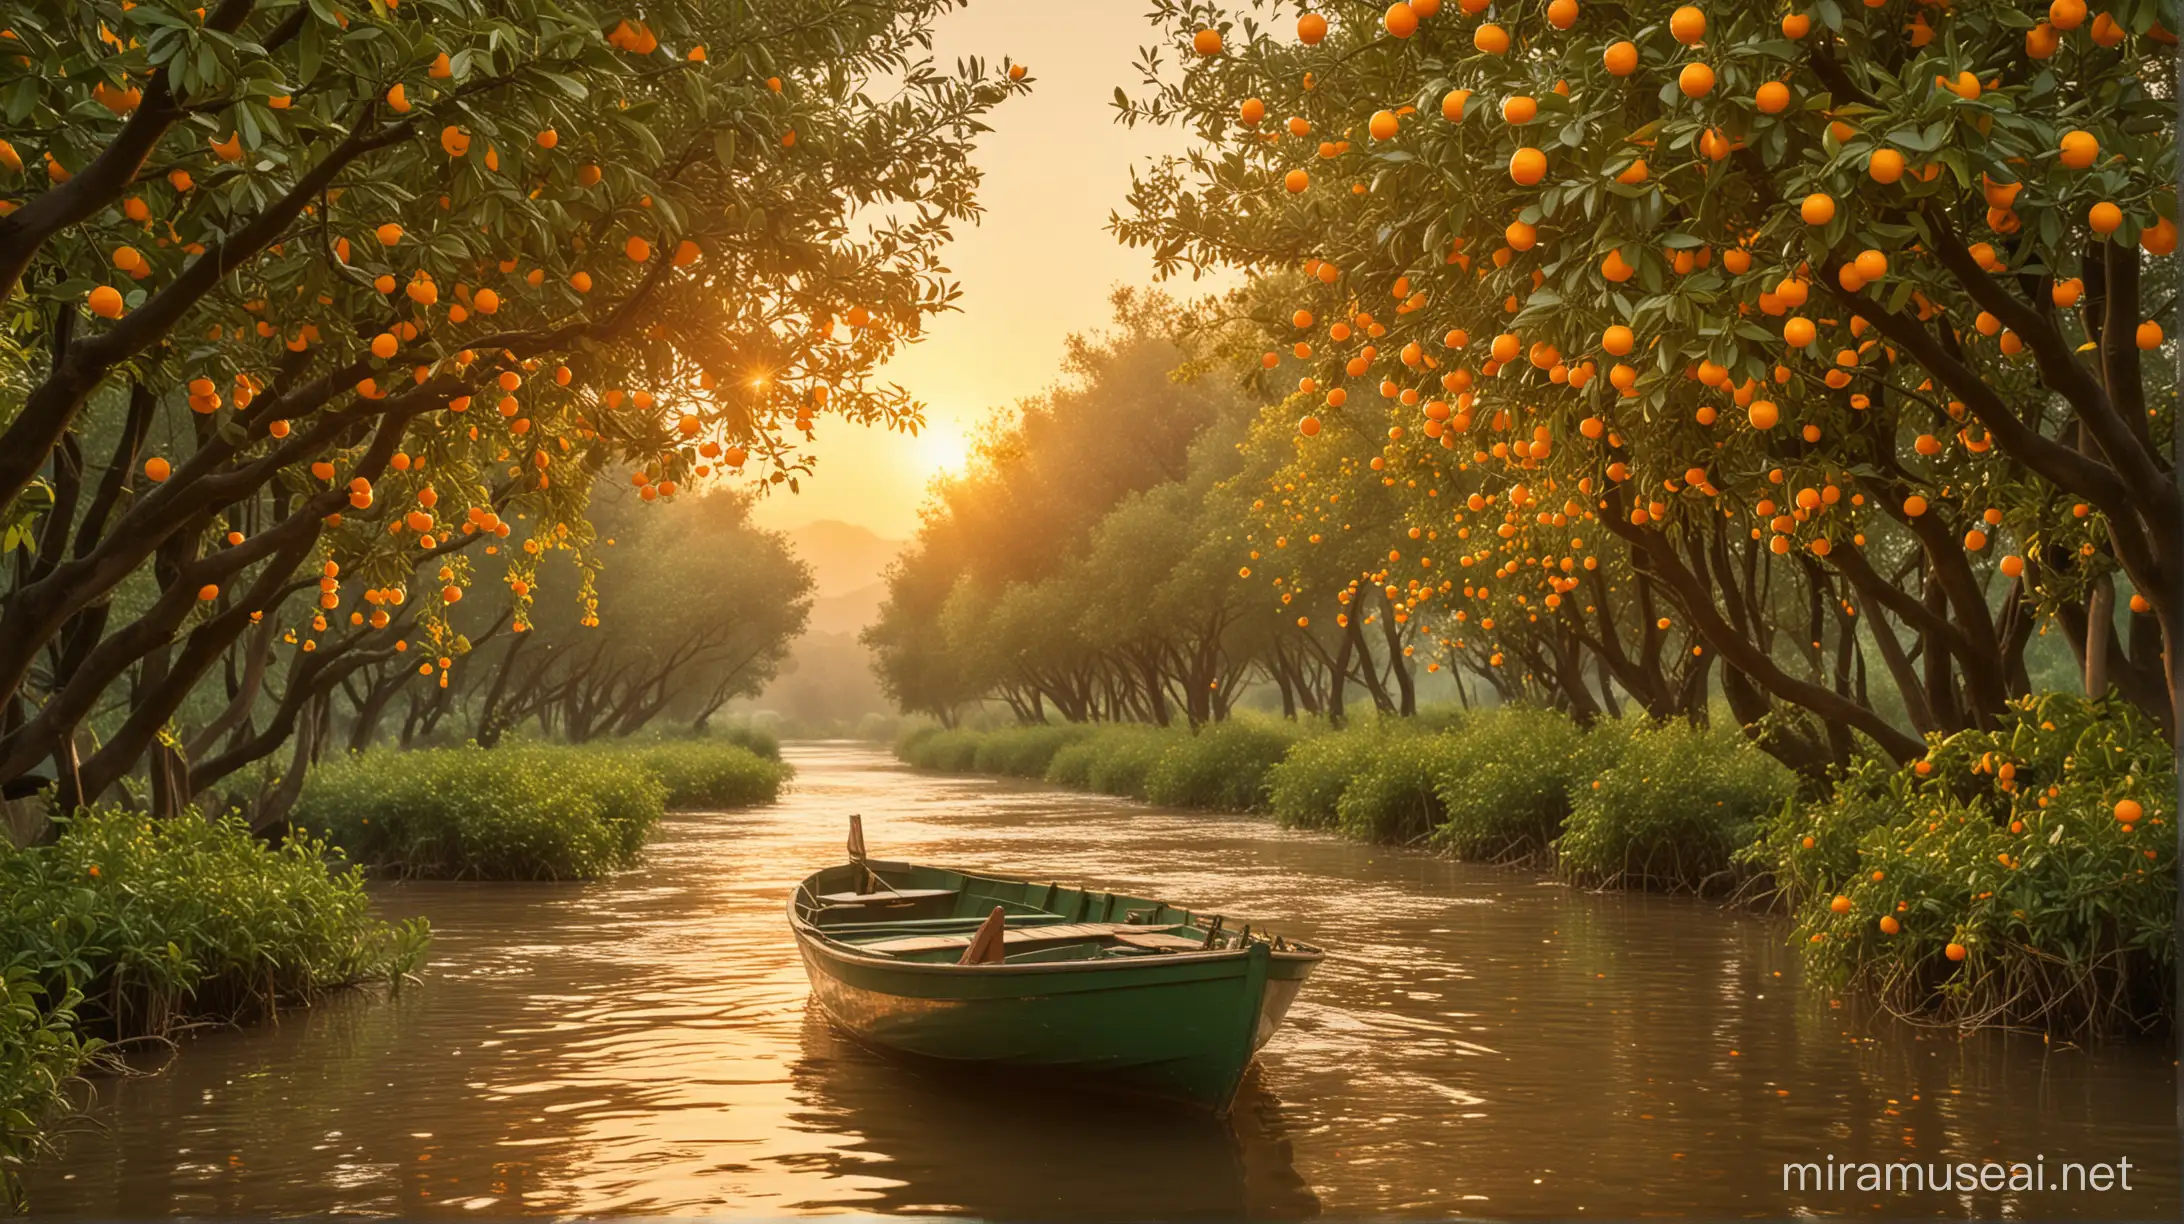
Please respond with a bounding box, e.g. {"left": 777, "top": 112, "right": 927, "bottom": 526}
{"left": 21, "top": 742, "right": 2178, "bottom": 1217}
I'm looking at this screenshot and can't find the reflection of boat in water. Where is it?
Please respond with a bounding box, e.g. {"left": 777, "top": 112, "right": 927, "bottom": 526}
{"left": 789, "top": 818, "right": 1323, "bottom": 1114}
{"left": 784, "top": 1007, "right": 1321, "bottom": 1218}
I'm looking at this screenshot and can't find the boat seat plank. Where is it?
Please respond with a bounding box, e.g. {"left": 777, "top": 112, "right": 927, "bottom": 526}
{"left": 856, "top": 922, "right": 1180, "bottom": 955}
{"left": 815, "top": 888, "right": 960, "bottom": 905}
{"left": 1112, "top": 931, "right": 1207, "bottom": 951}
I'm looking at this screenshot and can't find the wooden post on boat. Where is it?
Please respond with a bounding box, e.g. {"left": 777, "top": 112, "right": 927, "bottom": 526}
{"left": 958, "top": 906, "right": 1008, "bottom": 965}
{"left": 847, "top": 814, "right": 872, "bottom": 894}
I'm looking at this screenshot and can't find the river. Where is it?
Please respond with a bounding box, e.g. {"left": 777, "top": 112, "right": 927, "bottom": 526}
{"left": 21, "top": 742, "right": 2177, "bottom": 1217}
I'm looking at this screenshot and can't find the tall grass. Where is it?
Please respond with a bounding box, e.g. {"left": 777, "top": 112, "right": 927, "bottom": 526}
{"left": 296, "top": 746, "right": 667, "bottom": 880}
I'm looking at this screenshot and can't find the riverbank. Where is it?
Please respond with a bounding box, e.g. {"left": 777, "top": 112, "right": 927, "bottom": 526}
{"left": 18, "top": 741, "right": 2174, "bottom": 1218}
{"left": 898, "top": 695, "right": 2175, "bottom": 1036}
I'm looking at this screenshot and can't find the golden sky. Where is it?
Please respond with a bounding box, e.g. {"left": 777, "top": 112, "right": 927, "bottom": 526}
{"left": 743, "top": 0, "right": 1236, "bottom": 540}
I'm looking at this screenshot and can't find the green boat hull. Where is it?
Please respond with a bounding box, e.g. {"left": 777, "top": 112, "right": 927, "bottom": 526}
{"left": 790, "top": 859, "right": 1321, "bottom": 1114}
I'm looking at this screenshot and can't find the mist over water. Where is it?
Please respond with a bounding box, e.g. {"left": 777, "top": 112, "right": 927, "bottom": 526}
{"left": 23, "top": 743, "right": 2175, "bottom": 1217}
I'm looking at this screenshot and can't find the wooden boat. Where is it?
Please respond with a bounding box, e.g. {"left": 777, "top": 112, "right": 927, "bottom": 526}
{"left": 789, "top": 817, "right": 1323, "bottom": 1114}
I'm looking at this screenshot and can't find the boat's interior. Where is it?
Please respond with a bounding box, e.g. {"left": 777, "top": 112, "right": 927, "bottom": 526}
{"left": 795, "top": 860, "right": 1308, "bottom": 966}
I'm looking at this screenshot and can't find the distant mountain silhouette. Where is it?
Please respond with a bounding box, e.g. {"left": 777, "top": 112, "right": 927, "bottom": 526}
{"left": 734, "top": 522, "right": 903, "bottom": 729}
{"left": 782, "top": 520, "right": 904, "bottom": 599}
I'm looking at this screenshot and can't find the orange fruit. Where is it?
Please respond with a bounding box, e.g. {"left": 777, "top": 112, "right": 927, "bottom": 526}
{"left": 2137, "top": 321, "right": 2164, "bottom": 349}
{"left": 1192, "top": 28, "right": 1222, "bottom": 55}
{"left": 1547, "top": 0, "right": 1578, "bottom": 30}
{"left": 1678, "top": 62, "right": 1714, "bottom": 98}
{"left": 1868, "top": 148, "right": 1905, "bottom": 183}
{"left": 2116, "top": 798, "right": 2143, "bottom": 822}
{"left": 1299, "top": 415, "right": 1322, "bottom": 436}
{"left": 1441, "top": 89, "right": 1471, "bottom": 121}
{"left": 1669, "top": 5, "right": 1705, "bottom": 44}
{"left": 1829, "top": 895, "right": 1851, "bottom": 914}
{"left": 1284, "top": 168, "right": 1310, "bottom": 192}
{"left": 626, "top": 234, "right": 652, "bottom": 261}
{"left": 2088, "top": 201, "right": 2122, "bottom": 234}
{"left": 1473, "top": 23, "right": 1509, "bottom": 53}
{"left": 1370, "top": 110, "right": 1399, "bottom": 139}
{"left": 1601, "top": 325, "right": 1633, "bottom": 355}
{"left": 1945, "top": 942, "right": 1967, "bottom": 962}
{"left": 1903, "top": 495, "right": 1928, "bottom": 517}
{"left": 1755, "top": 81, "right": 1789, "bottom": 113}
{"left": 1501, "top": 96, "right": 1535, "bottom": 124}
{"left": 2058, "top": 129, "right": 2097, "bottom": 169}
{"left": 376, "top": 222, "right": 403, "bottom": 245}
{"left": 1878, "top": 916, "right": 1900, "bottom": 935}
{"left": 87, "top": 285, "right": 124, "bottom": 318}
{"left": 1385, "top": 3, "right": 1419, "bottom": 39}
{"left": 1783, "top": 317, "right": 1815, "bottom": 346}
{"left": 1298, "top": 12, "right": 1328, "bottom": 43}
{"left": 1748, "top": 400, "right": 1779, "bottom": 429}
{"left": 537, "top": 128, "right": 559, "bottom": 149}
{"left": 1508, "top": 147, "right": 1546, "bottom": 184}
{"left": 1602, "top": 40, "right": 1637, "bottom": 75}
{"left": 1800, "top": 192, "right": 1836, "bottom": 225}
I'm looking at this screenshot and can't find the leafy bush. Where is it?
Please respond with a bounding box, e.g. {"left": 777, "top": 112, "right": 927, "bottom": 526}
{"left": 1557, "top": 720, "right": 1797, "bottom": 893}
{"left": 0, "top": 808, "right": 427, "bottom": 1207}
{"left": 1266, "top": 722, "right": 1418, "bottom": 830}
{"left": 1433, "top": 708, "right": 1629, "bottom": 862}
{"left": 296, "top": 746, "right": 666, "bottom": 880}
{"left": 0, "top": 967, "right": 91, "bottom": 1210}
{"left": 612, "top": 741, "right": 789, "bottom": 809}
{"left": 1145, "top": 720, "right": 1303, "bottom": 811}
{"left": 900, "top": 728, "right": 982, "bottom": 772}
{"left": 1076, "top": 727, "right": 1173, "bottom": 800}
{"left": 704, "top": 721, "right": 782, "bottom": 762}
{"left": 971, "top": 725, "right": 1096, "bottom": 778}
{"left": 1335, "top": 733, "right": 1457, "bottom": 843}
{"left": 1750, "top": 695, "right": 2174, "bottom": 1033}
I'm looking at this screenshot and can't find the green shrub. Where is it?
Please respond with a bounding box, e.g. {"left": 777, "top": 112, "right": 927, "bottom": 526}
{"left": 296, "top": 746, "right": 666, "bottom": 879}
{"left": 971, "top": 725, "right": 1096, "bottom": 778}
{"left": 1750, "top": 695, "right": 2174, "bottom": 1033}
{"left": 901, "top": 728, "right": 982, "bottom": 772}
{"left": 704, "top": 722, "right": 781, "bottom": 762}
{"left": 0, "top": 807, "right": 425, "bottom": 1206}
{"left": 0, "top": 967, "right": 92, "bottom": 1210}
{"left": 1075, "top": 726, "right": 1173, "bottom": 800}
{"left": 1433, "top": 708, "right": 1628, "bottom": 862}
{"left": 614, "top": 741, "right": 789, "bottom": 808}
{"left": 1335, "top": 733, "right": 1457, "bottom": 843}
{"left": 1145, "top": 720, "right": 1303, "bottom": 812}
{"left": 1266, "top": 723, "right": 1411, "bottom": 830}
{"left": 1043, "top": 736, "right": 1105, "bottom": 790}
{"left": 1556, "top": 720, "right": 1796, "bottom": 893}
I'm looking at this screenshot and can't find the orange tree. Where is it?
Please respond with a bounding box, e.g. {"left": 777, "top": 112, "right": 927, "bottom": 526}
{"left": 0, "top": 0, "right": 1022, "bottom": 816}
{"left": 1116, "top": 0, "right": 2177, "bottom": 767}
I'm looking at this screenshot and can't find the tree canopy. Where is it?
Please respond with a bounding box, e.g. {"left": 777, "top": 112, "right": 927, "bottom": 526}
{"left": 1095, "top": 0, "right": 2176, "bottom": 769}
{"left": 0, "top": 0, "right": 1023, "bottom": 817}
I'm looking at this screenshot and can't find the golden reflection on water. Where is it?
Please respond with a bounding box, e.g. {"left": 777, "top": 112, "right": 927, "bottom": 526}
{"left": 22, "top": 742, "right": 2178, "bottom": 1217}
